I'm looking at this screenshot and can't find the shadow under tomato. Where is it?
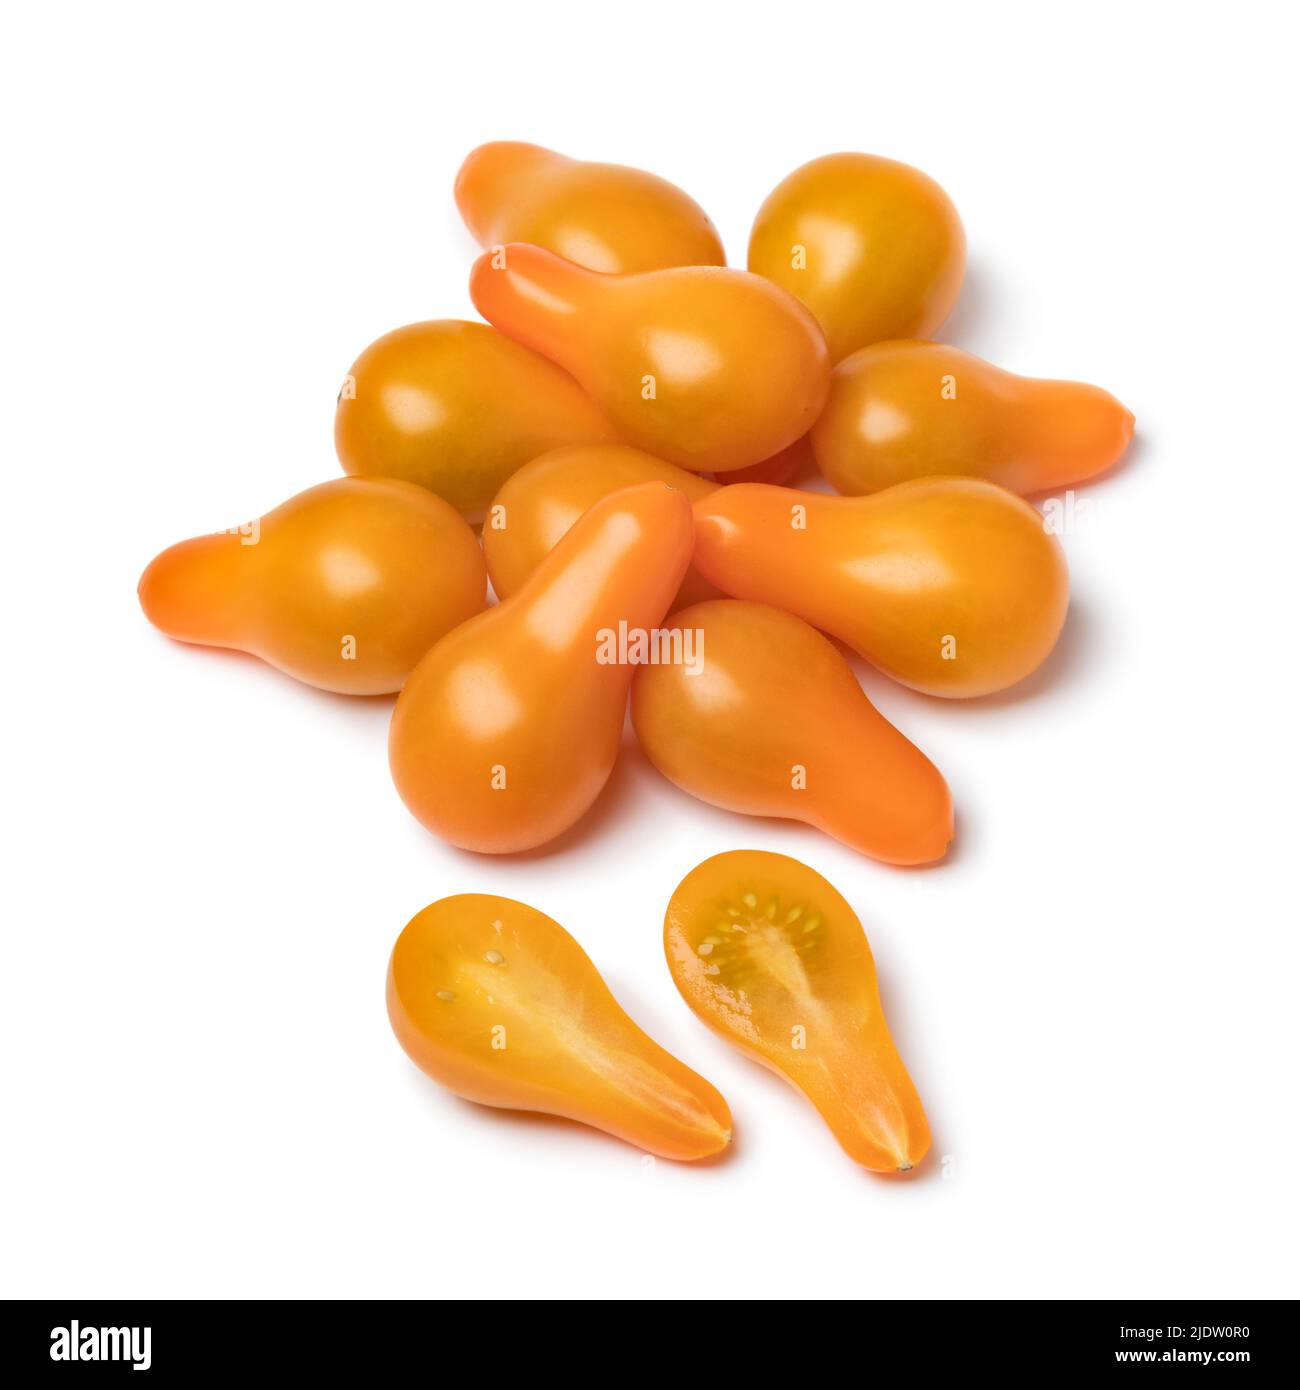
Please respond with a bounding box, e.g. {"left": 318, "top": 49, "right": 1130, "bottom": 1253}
{"left": 143, "top": 631, "right": 400, "bottom": 714}
{"left": 932, "top": 257, "right": 999, "bottom": 356}
{"left": 402, "top": 1070, "right": 738, "bottom": 1168}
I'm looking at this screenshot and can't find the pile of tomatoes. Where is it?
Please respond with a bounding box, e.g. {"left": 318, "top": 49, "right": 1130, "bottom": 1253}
{"left": 139, "top": 143, "right": 1133, "bottom": 1171}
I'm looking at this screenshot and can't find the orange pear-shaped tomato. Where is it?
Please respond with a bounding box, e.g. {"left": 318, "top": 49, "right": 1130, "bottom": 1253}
{"left": 469, "top": 244, "right": 830, "bottom": 474}
{"left": 813, "top": 340, "right": 1135, "bottom": 496}
{"left": 483, "top": 444, "right": 719, "bottom": 609}
{"left": 389, "top": 894, "right": 732, "bottom": 1161}
{"left": 138, "top": 478, "right": 486, "bottom": 695}
{"left": 749, "top": 152, "right": 965, "bottom": 362}
{"left": 335, "top": 320, "right": 616, "bottom": 522}
{"left": 455, "top": 141, "right": 726, "bottom": 274}
{"left": 692, "top": 481, "right": 1068, "bottom": 698}
{"left": 664, "top": 850, "right": 930, "bottom": 1173}
{"left": 390, "top": 481, "right": 693, "bottom": 853}
{"left": 631, "top": 600, "right": 952, "bottom": 864}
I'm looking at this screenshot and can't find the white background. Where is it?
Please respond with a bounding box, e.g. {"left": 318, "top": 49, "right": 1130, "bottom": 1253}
{"left": 2, "top": 1, "right": 1297, "bottom": 1300}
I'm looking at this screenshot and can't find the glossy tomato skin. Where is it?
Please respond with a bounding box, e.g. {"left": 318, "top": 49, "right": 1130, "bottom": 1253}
{"left": 748, "top": 152, "right": 965, "bottom": 363}
{"left": 389, "top": 893, "right": 732, "bottom": 1161}
{"left": 334, "top": 319, "right": 615, "bottom": 523}
{"left": 483, "top": 443, "right": 719, "bottom": 608}
{"left": 455, "top": 141, "right": 725, "bottom": 274}
{"left": 138, "top": 477, "right": 487, "bottom": 695}
{"left": 389, "top": 482, "right": 694, "bottom": 853}
{"left": 691, "top": 480, "right": 1068, "bottom": 698}
{"left": 631, "top": 599, "right": 952, "bottom": 865}
{"left": 469, "top": 244, "right": 830, "bottom": 475}
{"left": 813, "top": 339, "right": 1135, "bottom": 496}
{"left": 664, "top": 851, "right": 931, "bottom": 1173}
